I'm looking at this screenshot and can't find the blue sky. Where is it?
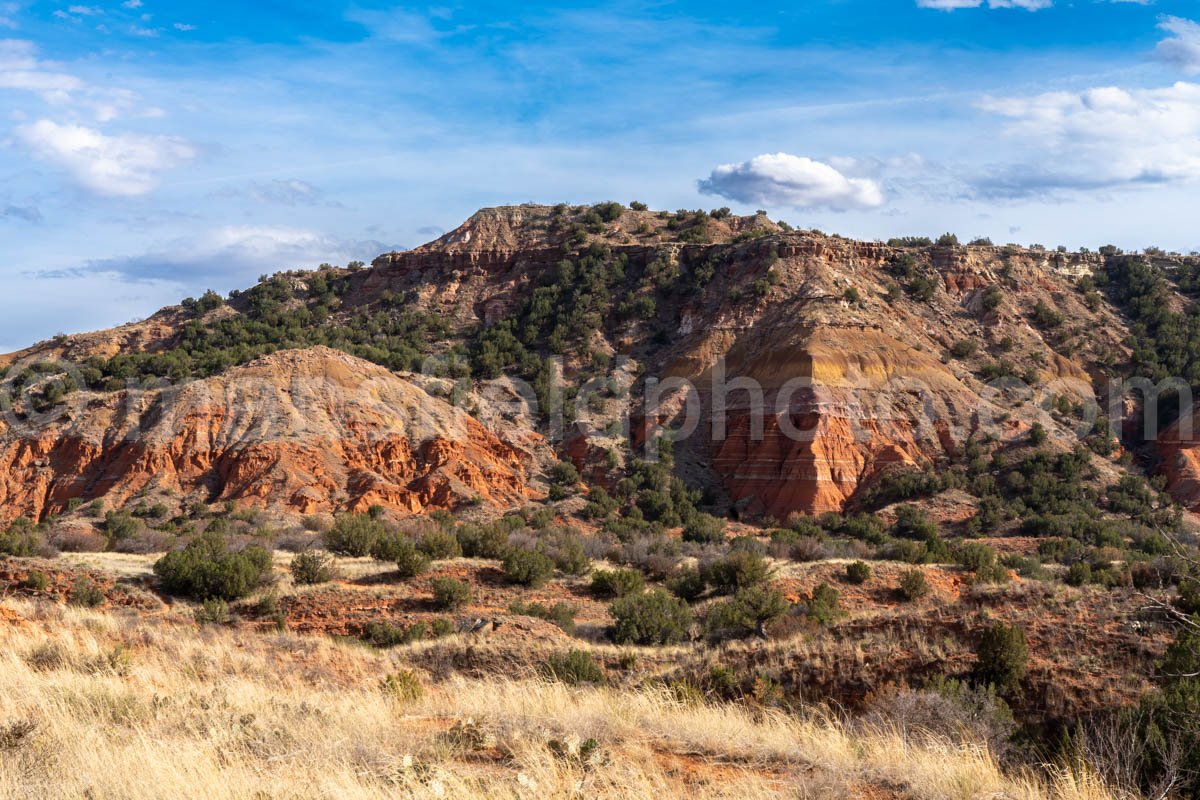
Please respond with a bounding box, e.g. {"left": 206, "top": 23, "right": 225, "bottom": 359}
{"left": 2, "top": 0, "right": 1200, "bottom": 350}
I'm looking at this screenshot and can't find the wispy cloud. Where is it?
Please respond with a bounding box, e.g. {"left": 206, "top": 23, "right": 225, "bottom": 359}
{"left": 63, "top": 226, "right": 398, "bottom": 284}
{"left": 216, "top": 179, "right": 340, "bottom": 207}
{"left": 0, "top": 38, "right": 82, "bottom": 98}
{"left": 916, "top": 0, "right": 1052, "bottom": 10}
{"left": 1, "top": 203, "right": 40, "bottom": 223}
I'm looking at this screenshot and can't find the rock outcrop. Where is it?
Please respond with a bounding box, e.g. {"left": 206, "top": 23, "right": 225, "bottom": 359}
{"left": 701, "top": 328, "right": 980, "bottom": 518}
{"left": 1157, "top": 406, "right": 1200, "bottom": 512}
{"left": 0, "top": 347, "right": 545, "bottom": 523}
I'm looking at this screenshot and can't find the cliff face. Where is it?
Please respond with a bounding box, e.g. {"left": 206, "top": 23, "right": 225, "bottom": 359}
{"left": 700, "top": 328, "right": 979, "bottom": 518}
{"left": 1157, "top": 407, "right": 1200, "bottom": 512}
{"left": 0, "top": 347, "right": 545, "bottom": 524}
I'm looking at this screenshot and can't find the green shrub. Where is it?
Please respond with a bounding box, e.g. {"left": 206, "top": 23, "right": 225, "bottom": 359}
{"left": 381, "top": 670, "right": 425, "bottom": 703}
{"left": 892, "top": 505, "right": 938, "bottom": 540}
{"left": 290, "top": 551, "right": 335, "bottom": 585}
{"left": 1029, "top": 422, "right": 1047, "bottom": 446}
{"left": 392, "top": 538, "right": 431, "bottom": 578}
{"left": 845, "top": 561, "right": 871, "bottom": 585}
{"left": 370, "top": 531, "right": 412, "bottom": 561}
{"left": 430, "top": 577, "right": 472, "bottom": 610}
{"left": 103, "top": 511, "right": 142, "bottom": 543}
{"left": 542, "top": 530, "right": 591, "bottom": 575}
{"left": 702, "top": 550, "right": 770, "bottom": 595}
{"left": 194, "top": 598, "right": 230, "bottom": 624}
{"left": 1066, "top": 561, "right": 1092, "bottom": 586}
{"left": 20, "top": 570, "right": 49, "bottom": 591}
{"left": 681, "top": 513, "right": 726, "bottom": 544}
{"left": 610, "top": 589, "right": 692, "bottom": 645}
{"left": 324, "top": 513, "right": 385, "bottom": 557}
{"left": 955, "top": 542, "right": 997, "bottom": 572}
{"left": 590, "top": 568, "right": 645, "bottom": 598}
{"left": 704, "top": 584, "right": 789, "bottom": 639}
{"left": 667, "top": 567, "right": 707, "bottom": 602}
{"left": 0, "top": 520, "right": 42, "bottom": 557}
{"left": 541, "top": 650, "right": 604, "bottom": 685}
{"left": 972, "top": 623, "right": 1029, "bottom": 694}
{"left": 503, "top": 548, "right": 555, "bottom": 587}
{"left": 807, "top": 582, "right": 842, "bottom": 624}
{"left": 950, "top": 340, "right": 978, "bottom": 359}
{"left": 67, "top": 578, "right": 105, "bottom": 608}
{"left": 363, "top": 620, "right": 427, "bottom": 647}
{"left": 548, "top": 460, "right": 581, "bottom": 487}
{"left": 153, "top": 533, "right": 271, "bottom": 601}
{"left": 1031, "top": 300, "right": 1064, "bottom": 329}
{"left": 418, "top": 529, "right": 462, "bottom": 560}
{"left": 456, "top": 523, "right": 511, "bottom": 559}
{"left": 898, "top": 569, "right": 930, "bottom": 601}
{"left": 972, "top": 562, "right": 1012, "bottom": 584}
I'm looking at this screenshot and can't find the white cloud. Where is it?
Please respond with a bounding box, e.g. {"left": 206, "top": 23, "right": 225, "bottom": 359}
{"left": 698, "top": 153, "right": 885, "bottom": 211}
{"left": 173, "top": 22, "right": 196, "bottom": 32}
{"left": 14, "top": 119, "right": 195, "bottom": 196}
{"left": 67, "top": 5, "right": 100, "bottom": 15}
{"left": 975, "top": 82, "right": 1200, "bottom": 196}
{"left": 0, "top": 38, "right": 81, "bottom": 97}
{"left": 121, "top": 0, "right": 142, "bottom": 8}
{"left": 916, "top": 0, "right": 1052, "bottom": 9}
{"left": 1157, "top": 16, "right": 1200, "bottom": 74}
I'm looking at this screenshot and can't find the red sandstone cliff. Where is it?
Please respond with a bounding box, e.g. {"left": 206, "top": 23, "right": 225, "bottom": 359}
{"left": 0, "top": 347, "right": 546, "bottom": 524}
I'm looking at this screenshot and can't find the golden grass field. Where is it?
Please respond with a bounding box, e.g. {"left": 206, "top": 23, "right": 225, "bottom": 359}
{"left": 0, "top": 597, "right": 1124, "bottom": 800}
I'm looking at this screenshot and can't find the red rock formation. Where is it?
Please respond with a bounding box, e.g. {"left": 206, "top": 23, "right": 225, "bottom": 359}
{"left": 691, "top": 328, "right": 984, "bottom": 519}
{"left": 0, "top": 347, "right": 545, "bottom": 523}
{"left": 1157, "top": 405, "right": 1200, "bottom": 511}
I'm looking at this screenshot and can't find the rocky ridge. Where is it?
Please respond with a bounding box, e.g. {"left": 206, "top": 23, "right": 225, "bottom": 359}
{"left": 5, "top": 203, "right": 1200, "bottom": 522}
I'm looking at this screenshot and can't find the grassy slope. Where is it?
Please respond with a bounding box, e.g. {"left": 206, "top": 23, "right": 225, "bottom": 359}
{"left": 0, "top": 598, "right": 1118, "bottom": 800}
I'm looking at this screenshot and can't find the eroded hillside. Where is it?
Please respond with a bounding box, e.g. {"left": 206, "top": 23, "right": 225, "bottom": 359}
{"left": 2, "top": 202, "right": 1199, "bottom": 524}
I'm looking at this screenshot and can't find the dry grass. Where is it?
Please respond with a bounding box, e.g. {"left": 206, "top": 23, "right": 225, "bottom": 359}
{"left": 0, "top": 598, "right": 1127, "bottom": 800}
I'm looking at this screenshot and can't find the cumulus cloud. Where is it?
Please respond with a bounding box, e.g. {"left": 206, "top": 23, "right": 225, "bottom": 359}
{"left": 14, "top": 119, "right": 195, "bottom": 196}
{"left": 698, "top": 153, "right": 885, "bottom": 211}
{"left": 1157, "top": 17, "right": 1200, "bottom": 74}
{"left": 974, "top": 82, "right": 1200, "bottom": 197}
